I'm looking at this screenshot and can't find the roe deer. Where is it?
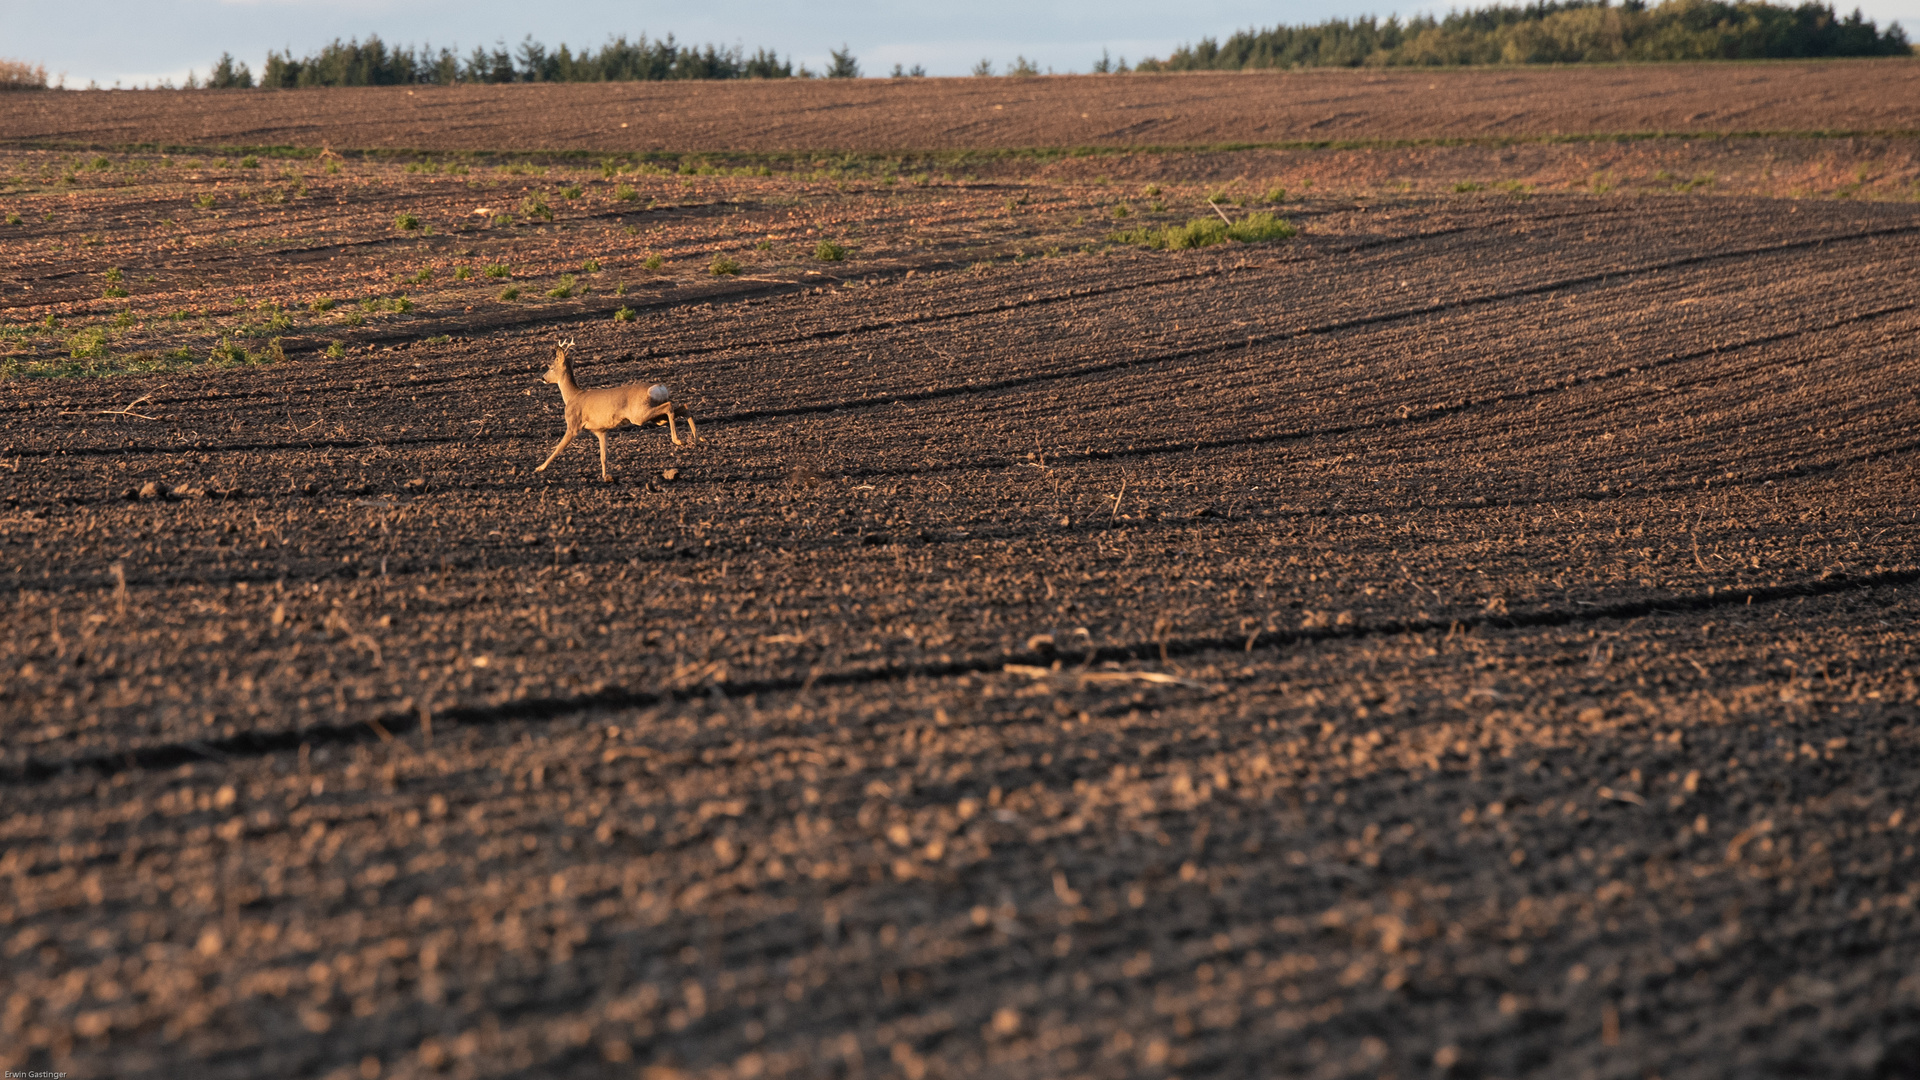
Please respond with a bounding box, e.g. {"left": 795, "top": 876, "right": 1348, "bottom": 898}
{"left": 535, "top": 340, "right": 697, "bottom": 481}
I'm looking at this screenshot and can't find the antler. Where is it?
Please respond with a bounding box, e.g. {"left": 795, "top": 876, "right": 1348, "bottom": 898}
{"left": 557, "top": 337, "right": 575, "bottom": 351}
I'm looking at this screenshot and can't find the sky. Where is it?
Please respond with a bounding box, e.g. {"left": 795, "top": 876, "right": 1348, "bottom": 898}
{"left": 8, "top": 0, "right": 1918, "bottom": 88}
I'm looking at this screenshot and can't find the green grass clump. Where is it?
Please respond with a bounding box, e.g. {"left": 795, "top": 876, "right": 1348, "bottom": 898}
{"left": 69, "top": 327, "right": 108, "bottom": 360}
{"left": 324, "top": 342, "right": 344, "bottom": 359}
{"left": 1111, "top": 211, "right": 1296, "bottom": 251}
{"left": 614, "top": 183, "right": 639, "bottom": 202}
{"left": 239, "top": 155, "right": 260, "bottom": 169}
{"left": 520, "top": 192, "right": 553, "bottom": 221}
{"left": 582, "top": 258, "right": 601, "bottom": 272}
{"left": 1226, "top": 212, "right": 1297, "bottom": 243}
{"left": 614, "top": 306, "right": 636, "bottom": 322}
{"left": 498, "top": 285, "right": 521, "bottom": 301}
{"left": 0, "top": 345, "right": 218, "bottom": 380}
{"left": 360, "top": 296, "right": 411, "bottom": 315}
{"left": 395, "top": 211, "right": 421, "bottom": 231}
{"left": 1111, "top": 203, "right": 1131, "bottom": 219}
{"left": 1263, "top": 186, "right": 1288, "bottom": 203}
{"left": 484, "top": 264, "right": 510, "bottom": 279}
{"left": 404, "top": 266, "right": 432, "bottom": 284}
{"left": 239, "top": 302, "right": 293, "bottom": 336}
{"left": 194, "top": 193, "right": 217, "bottom": 209}
{"left": 309, "top": 297, "right": 336, "bottom": 313}
{"left": 709, "top": 256, "right": 741, "bottom": 276}
{"left": 4, "top": 212, "right": 18, "bottom": 225}
{"left": 643, "top": 255, "right": 664, "bottom": 272}
{"left": 208, "top": 338, "right": 263, "bottom": 367}
{"left": 101, "top": 267, "right": 127, "bottom": 298}
{"left": 454, "top": 265, "right": 473, "bottom": 281}
{"left": 1113, "top": 218, "right": 1223, "bottom": 251}
{"left": 813, "top": 240, "right": 846, "bottom": 262}
{"left": 1453, "top": 181, "right": 1486, "bottom": 193}
{"left": 546, "top": 274, "right": 579, "bottom": 299}
{"left": 1654, "top": 169, "right": 1715, "bottom": 193}
{"left": 559, "top": 185, "right": 583, "bottom": 199}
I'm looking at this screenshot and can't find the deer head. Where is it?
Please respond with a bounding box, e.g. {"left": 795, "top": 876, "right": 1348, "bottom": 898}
{"left": 543, "top": 339, "right": 575, "bottom": 384}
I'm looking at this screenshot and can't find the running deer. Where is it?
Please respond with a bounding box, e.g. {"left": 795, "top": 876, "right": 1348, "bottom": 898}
{"left": 535, "top": 340, "right": 697, "bottom": 480}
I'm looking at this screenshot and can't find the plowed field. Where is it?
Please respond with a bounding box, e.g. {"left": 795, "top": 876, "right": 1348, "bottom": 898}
{"left": 4, "top": 61, "right": 1919, "bottom": 153}
{"left": 3, "top": 113, "right": 1920, "bottom": 1080}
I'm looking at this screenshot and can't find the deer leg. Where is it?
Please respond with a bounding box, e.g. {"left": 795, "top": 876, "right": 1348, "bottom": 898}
{"left": 594, "top": 429, "right": 612, "bottom": 481}
{"left": 536, "top": 426, "right": 579, "bottom": 472}
{"left": 646, "top": 404, "right": 684, "bottom": 446}
{"left": 670, "top": 405, "right": 697, "bottom": 447}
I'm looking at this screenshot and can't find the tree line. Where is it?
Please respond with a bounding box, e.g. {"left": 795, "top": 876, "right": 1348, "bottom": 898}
{"left": 1133, "top": 0, "right": 1909, "bottom": 70}
{"left": 201, "top": 36, "right": 862, "bottom": 88}
{"left": 193, "top": 1, "right": 1911, "bottom": 89}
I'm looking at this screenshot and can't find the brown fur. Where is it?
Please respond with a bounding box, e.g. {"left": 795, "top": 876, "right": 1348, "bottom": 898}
{"left": 534, "top": 340, "right": 696, "bottom": 480}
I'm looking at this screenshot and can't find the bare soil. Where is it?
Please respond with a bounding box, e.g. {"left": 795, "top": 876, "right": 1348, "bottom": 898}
{"left": 2, "top": 61, "right": 1918, "bottom": 155}
{"left": 3, "top": 117, "right": 1920, "bottom": 1080}
{"left": 1, "top": 138, "right": 1915, "bottom": 380}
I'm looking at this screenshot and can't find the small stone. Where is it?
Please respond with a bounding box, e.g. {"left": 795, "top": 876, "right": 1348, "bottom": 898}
{"left": 660, "top": 468, "right": 678, "bottom": 481}
{"left": 137, "top": 480, "right": 165, "bottom": 500}
{"left": 990, "top": 1007, "right": 1020, "bottom": 1036}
